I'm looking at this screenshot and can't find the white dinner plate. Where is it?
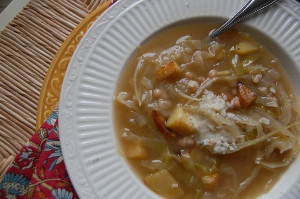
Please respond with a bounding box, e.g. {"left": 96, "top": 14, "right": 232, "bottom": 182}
{"left": 59, "top": 0, "right": 300, "bottom": 198}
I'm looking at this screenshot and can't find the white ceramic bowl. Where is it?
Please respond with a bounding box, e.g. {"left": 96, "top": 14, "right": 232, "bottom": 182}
{"left": 59, "top": 0, "right": 300, "bottom": 198}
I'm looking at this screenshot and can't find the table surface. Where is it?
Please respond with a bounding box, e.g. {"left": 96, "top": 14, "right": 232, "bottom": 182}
{"left": 0, "top": 0, "right": 12, "bottom": 13}
{"left": 0, "top": 0, "right": 31, "bottom": 31}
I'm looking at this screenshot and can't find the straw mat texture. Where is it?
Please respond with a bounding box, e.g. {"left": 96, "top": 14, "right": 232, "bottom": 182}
{"left": 0, "top": 0, "right": 109, "bottom": 180}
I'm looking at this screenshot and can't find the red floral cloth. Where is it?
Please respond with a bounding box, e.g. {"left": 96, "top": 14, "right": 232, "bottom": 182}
{"left": 0, "top": 107, "right": 77, "bottom": 199}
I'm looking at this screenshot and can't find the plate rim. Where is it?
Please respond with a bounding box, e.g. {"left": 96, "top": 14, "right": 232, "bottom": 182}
{"left": 59, "top": 0, "right": 300, "bottom": 198}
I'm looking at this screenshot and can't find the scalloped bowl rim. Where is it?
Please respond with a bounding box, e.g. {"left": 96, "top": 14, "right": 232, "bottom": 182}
{"left": 59, "top": 0, "right": 300, "bottom": 198}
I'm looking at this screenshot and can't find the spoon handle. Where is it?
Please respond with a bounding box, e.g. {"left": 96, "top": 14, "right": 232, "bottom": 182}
{"left": 209, "top": 0, "right": 280, "bottom": 39}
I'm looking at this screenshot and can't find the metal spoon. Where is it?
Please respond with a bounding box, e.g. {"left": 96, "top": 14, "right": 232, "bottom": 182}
{"left": 209, "top": 0, "right": 280, "bottom": 40}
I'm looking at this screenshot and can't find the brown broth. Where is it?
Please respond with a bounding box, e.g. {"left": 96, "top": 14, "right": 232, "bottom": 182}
{"left": 114, "top": 22, "right": 300, "bottom": 199}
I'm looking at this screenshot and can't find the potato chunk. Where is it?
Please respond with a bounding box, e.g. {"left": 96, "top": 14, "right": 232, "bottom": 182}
{"left": 156, "top": 61, "right": 180, "bottom": 80}
{"left": 166, "top": 106, "right": 196, "bottom": 136}
{"left": 125, "top": 141, "right": 146, "bottom": 159}
{"left": 236, "top": 41, "right": 258, "bottom": 55}
{"left": 144, "top": 169, "right": 183, "bottom": 198}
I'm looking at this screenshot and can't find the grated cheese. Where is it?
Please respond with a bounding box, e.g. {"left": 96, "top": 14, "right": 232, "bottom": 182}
{"left": 198, "top": 134, "right": 237, "bottom": 154}
{"left": 190, "top": 90, "right": 239, "bottom": 153}
{"left": 199, "top": 90, "right": 230, "bottom": 112}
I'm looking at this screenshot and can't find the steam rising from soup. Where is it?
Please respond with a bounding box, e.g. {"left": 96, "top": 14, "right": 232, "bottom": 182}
{"left": 113, "top": 23, "right": 300, "bottom": 199}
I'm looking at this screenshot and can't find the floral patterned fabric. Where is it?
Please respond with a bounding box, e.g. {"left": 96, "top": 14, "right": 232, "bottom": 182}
{"left": 0, "top": 107, "right": 77, "bottom": 199}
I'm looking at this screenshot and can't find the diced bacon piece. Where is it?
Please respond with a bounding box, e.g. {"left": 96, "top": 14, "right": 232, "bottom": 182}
{"left": 156, "top": 61, "right": 180, "bottom": 80}
{"left": 152, "top": 110, "right": 176, "bottom": 138}
{"left": 237, "top": 82, "right": 257, "bottom": 108}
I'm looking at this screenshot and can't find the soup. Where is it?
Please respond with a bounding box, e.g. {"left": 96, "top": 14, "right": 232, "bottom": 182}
{"left": 113, "top": 22, "right": 300, "bottom": 199}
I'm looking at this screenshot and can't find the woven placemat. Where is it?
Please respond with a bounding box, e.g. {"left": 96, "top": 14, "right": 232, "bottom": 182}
{"left": 36, "top": 1, "right": 110, "bottom": 129}
{"left": 0, "top": 0, "right": 110, "bottom": 180}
